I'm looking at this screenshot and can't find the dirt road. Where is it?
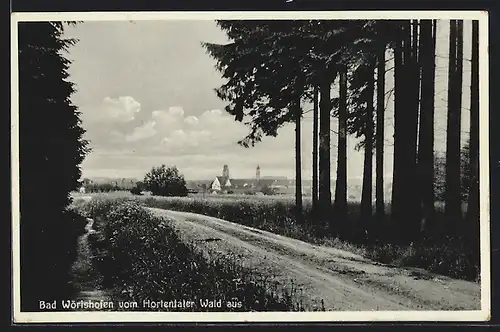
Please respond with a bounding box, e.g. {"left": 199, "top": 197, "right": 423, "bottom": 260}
{"left": 148, "top": 208, "right": 481, "bottom": 311}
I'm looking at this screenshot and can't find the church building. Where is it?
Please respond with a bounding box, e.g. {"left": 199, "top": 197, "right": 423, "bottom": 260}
{"left": 210, "top": 164, "right": 267, "bottom": 194}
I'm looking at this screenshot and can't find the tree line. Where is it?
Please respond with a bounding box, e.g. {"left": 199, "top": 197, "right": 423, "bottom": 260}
{"left": 204, "top": 19, "right": 480, "bottom": 243}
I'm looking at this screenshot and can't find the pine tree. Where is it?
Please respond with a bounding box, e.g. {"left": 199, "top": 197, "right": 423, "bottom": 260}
{"left": 417, "top": 19, "right": 437, "bottom": 235}
{"left": 445, "top": 20, "right": 464, "bottom": 232}
{"left": 375, "top": 44, "right": 386, "bottom": 223}
{"left": 360, "top": 66, "right": 375, "bottom": 231}
{"left": 466, "top": 20, "right": 480, "bottom": 230}
{"left": 293, "top": 97, "right": 303, "bottom": 219}
{"left": 391, "top": 20, "right": 421, "bottom": 242}
{"left": 344, "top": 57, "right": 376, "bottom": 237}
{"left": 312, "top": 87, "right": 319, "bottom": 216}
{"left": 318, "top": 75, "right": 333, "bottom": 228}
{"left": 333, "top": 65, "right": 348, "bottom": 231}
{"left": 204, "top": 20, "right": 309, "bottom": 220}
{"left": 18, "top": 21, "right": 89, "bottom": 310}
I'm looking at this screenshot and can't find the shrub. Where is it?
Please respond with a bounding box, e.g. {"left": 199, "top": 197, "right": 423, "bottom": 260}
{"left": 130, "top": 186, "right": 142, "bottom": 196}
{"left": 143, "top": 165, "right": 188, "bottom": 197}
{"left": 260, "top": 185, "right": 276, "bottom": 196}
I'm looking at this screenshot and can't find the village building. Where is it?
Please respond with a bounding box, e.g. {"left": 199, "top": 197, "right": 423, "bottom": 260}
{"left": 207, "top": 165, "right": 291, "bottom": 195}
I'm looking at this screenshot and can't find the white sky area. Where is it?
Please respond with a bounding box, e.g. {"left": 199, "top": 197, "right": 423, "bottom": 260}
{"left": 63, "top": 19, "right": 474, "bottom": 181}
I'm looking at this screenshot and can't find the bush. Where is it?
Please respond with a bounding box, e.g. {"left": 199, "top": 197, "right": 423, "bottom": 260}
{"left": 79, "top": 199, "right": 299, "bottom": 311}
{"left": 130, "top": 186, "right": 142, "bottom": 196}
{"left": 143, "top": 165, "right": 188, "bottom": 197}
{"left": 260, "top": 185, "right": 276, "bottom": 196}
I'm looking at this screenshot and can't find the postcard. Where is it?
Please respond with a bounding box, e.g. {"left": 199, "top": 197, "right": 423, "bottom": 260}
{"left": 11, "top": 10, "right": 490, "bottom": 323}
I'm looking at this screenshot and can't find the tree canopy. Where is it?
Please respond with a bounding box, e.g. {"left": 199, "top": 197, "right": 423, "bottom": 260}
{"left": 143, "top": 165, "right": 189, "bottom": 197}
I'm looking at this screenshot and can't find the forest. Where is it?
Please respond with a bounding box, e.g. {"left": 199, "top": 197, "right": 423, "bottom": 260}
{"left": 203, "top": 19, "right": 480, "bottom": 246}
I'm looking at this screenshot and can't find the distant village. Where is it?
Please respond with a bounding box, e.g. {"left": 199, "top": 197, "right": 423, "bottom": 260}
{"left": 80, "top": 164, "right": 299, "bottom": 196}
{"left": 185, "top": 164, "right": 297, "bottom": 195}
{"left": 79, "top": 164, "right": 393, "bottom": 200}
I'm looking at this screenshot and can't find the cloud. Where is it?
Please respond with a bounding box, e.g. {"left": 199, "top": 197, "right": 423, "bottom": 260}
{"left": 125, "top": 120, "right": 157, "bottom": 142}
{"left": 184, "top": 116, "right": 199, "bottom": 125}
{"left": 79, "top": 96, "right": 146, "bottom": 149}
{"left": 99, "top": 96, "right": 141, "bottom": 123}
{"left": 80, "top": 96, "right": 142, "bottom": 127}
{"left": 125, "top": 107, "right": 249, "bottom": 154}
{"left": 167, "top": 106, "right": 185, "bottom": 117}
{"left": 80, "top": 96, "right": 388, "bottom": 181}
{"left": 82, "top": 97, "right": 252, "bottom": 155}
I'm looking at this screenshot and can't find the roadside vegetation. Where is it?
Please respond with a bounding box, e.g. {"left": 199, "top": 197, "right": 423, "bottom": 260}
{"left": 75, "top": 198, "right": 307, "bottom": 312}
{"left": 139, "top": 195, "right": 479, "bottom": 282}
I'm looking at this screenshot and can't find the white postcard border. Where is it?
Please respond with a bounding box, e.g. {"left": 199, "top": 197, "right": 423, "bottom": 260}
{"left": 10, "top": 10, "right": 491, "bottom": 323}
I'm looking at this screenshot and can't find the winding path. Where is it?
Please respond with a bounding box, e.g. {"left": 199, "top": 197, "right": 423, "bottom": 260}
{"left": 148, "top": 207, "right": 481, "bottom": 311}
{"left": 67, "top": 217, "right": 114, "bottom": 310}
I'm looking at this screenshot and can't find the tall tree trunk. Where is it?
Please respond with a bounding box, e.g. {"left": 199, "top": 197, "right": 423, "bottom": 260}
{"left": 334, "top": 65, "right": 348, "bottom": 233}
{"left": 361, "top": 66, "right": 375, "bottom": 233}
{"left": 319, "top": 79, "right": 332, "bottom": 230}
{"left": 312, "top": 86, "right": 319, "bottom": 215}
{"left": 466, "top": 20, "right": 480, "bottom": 230}
{"left": 409, "top": 19, "right": 422, "bottom": 238}
{"left": 392, "top": 20, "right": 420, "bottom": 242}
{"left": 391, "top": 21, "right": 404, "bottom": 234}
{"left": 418, "top": 19, "right": 437, "bottom": 235}
{"left": 445, "top": 20, "right": 463, "bottom": 233}
{"left": 375, "top": 44, "right": 386, "bottom": 223}
{"left": 294, "top": 98, "right": 303, "bottom": 221}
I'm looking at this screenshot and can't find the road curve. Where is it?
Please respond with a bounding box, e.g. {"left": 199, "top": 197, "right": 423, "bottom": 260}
{"left": 147, "top": 207, "right": 480, "bottom": 311}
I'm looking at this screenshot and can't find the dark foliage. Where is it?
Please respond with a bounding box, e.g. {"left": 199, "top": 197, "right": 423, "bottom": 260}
{"left": 434, "top": 140, "right": 472, "bottom": 203}
{"left": 143, "top": 165, "right": 188, "bottom": 197}
{"left": 18, "top": 21, "right": 89, "bottom": 311}
{"left": 130, "top": 186, "right": 143, "bottom": 196}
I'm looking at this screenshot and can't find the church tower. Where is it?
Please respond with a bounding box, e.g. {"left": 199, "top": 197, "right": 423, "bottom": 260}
{"left": 222, "top": 164, "right": 230, "bottom": 178}
{"left": 256, "top": 165, "right": 260, "bottom": 181}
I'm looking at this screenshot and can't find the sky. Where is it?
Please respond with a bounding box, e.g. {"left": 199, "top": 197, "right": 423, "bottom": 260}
{"left": 62, "top": 19, "right": 474, "bottom": 181}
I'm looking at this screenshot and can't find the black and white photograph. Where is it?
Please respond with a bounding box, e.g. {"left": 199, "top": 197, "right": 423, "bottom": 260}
{"left": 11, "top": 11, "right": 490, "bottom": 323}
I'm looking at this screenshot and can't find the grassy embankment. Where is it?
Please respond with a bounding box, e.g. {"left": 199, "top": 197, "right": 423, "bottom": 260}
{"left": 74, "top": 197, "right": 307, "bottom": 312}
{"left": 136, "top": 194, "right": 480, "bottom": 282}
